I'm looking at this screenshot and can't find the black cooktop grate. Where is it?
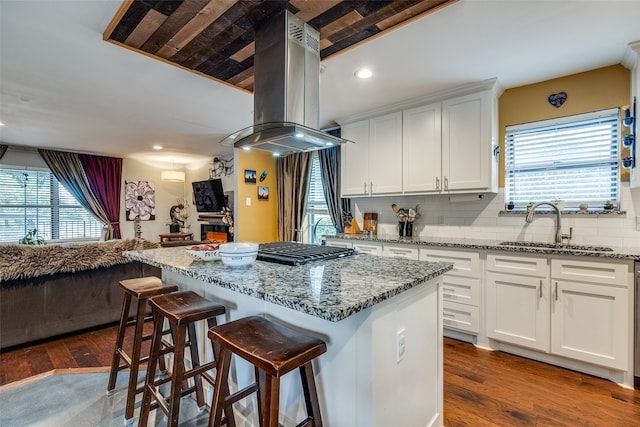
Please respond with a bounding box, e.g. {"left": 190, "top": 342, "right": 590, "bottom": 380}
{"left": 257, "top": 242, "right": 355, "bottom": 265}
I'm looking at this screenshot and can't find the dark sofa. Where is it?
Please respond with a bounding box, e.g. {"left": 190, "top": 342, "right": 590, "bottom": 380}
{"left": 0, "top": 239, "right": 161, "bottom": 349}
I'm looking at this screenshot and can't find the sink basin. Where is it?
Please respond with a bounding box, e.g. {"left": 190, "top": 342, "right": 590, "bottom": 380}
{"left": 498, "top": 241, "right": 614, "bottom": 252}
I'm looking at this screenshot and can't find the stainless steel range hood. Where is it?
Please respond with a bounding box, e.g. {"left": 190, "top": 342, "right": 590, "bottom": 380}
{"left": 220, "top": 9, "right": 350, "bottom": 155}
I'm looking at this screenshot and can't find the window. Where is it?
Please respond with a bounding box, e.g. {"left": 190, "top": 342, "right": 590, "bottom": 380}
{"left": 305, "top": 153, "right": 337, "bottom": 244}
{"left": 0, "top": 168, "right": 103, "bottom": 242}
{"left": 505, "top": 108, "right": 620, "bottom": 210}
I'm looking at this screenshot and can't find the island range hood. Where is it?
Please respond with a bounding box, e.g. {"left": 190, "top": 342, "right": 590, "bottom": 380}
{"left": 220, "top": 9, "right": 350, "bottom": 155}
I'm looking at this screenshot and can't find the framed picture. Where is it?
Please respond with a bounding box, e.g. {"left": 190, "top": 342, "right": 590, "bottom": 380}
{"left": 244, "top": 169, "right": 256, "bottom": 183}
{"left": 258, "top": 186, "right": 269, "bottom": 200}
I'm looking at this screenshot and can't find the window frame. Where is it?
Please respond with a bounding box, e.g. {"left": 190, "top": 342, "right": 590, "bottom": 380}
{"left": 504, "top": 108, "right": 620, "bottom": 211}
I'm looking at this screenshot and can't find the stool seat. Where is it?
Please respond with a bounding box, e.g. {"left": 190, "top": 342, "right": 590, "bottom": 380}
{"left": 107, "top": 276, "right": 177, "bottom": 423}
{"left": 149, "top": 290, "right": 226, "bottom": 324}
{"left": 119, "top": 276, "right": 174, "bottom": 298}
{"left": 209, "top": 315, "right": 327, "bottom": 377}
{"left": 208, "top": 316, "right": 327, "bottom": 427}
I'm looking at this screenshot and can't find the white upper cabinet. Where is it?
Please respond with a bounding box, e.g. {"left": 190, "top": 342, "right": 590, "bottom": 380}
{"left": 442, "top": 90, "right": 497, "bottom": 193}
{"left": 340, "top": 79, "right": 499, "bottom": 197}
{"left": 403, "top": 102, "right": 442, "bottom": 193}
{"left": 369, "top": 112, "right": 403, "bottom": 195}
{"left": 341, "top": 120, "right": 371, "bottom": 196}
{"left": 341, "top": 112, "right": 402, "bottom": 197}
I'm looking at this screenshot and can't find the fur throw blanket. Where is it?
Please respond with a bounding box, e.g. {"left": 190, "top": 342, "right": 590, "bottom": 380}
{"left": 0, "top": 239, "right": 160, "bottom": 282}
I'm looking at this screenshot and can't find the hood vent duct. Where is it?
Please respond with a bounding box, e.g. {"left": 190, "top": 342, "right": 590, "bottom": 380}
{"left": 220, "top": 10, "right": 350, "bottom": 155}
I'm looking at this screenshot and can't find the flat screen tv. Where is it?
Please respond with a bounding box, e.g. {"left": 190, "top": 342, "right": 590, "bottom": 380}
{"left": 192, "top": 179, "right": 226, "bottom": 213}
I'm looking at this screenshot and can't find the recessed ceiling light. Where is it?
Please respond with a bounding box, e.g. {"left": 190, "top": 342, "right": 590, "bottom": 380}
{"left": 272, "top": 152, "right": 281, "bottom": 157}
{"left": 242, "top": 146, "right": 251, "bottom": 151}
{"left": 152, "top": 145, "right": 163, "bottom": 150}
{"left": 355, "top": 68, "right": 372, "bottom": 79}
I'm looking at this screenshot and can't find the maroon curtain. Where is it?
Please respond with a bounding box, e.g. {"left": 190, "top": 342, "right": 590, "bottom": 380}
{"left": 78, "top": 153, "right": 123, "bottom": 239}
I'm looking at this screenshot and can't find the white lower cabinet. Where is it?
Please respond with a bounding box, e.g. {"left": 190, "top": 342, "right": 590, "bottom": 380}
{"left": 486, "top": 253, "right": 631, "bottom": 370}
{"left": 421, "top": 248, "right": 481, "bottom": 334}
{"left": 486, "top": 270, "right": 549, "bottom": 352}
{"left": 550, "top": 259, "right": 629, "bottom": 370}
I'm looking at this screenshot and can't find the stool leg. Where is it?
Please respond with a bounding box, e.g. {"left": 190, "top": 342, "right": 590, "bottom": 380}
{"left": 206, "top": 319, "right": 237, "bottom": 427}
{"left": 186, "top": 321, "right": 205, "bottom": 409}
{"left": 124, "top": 296, "right": 147, "bottom": 421}
{"left": 208, "top": 347, "right": 232, "bottom": 427}
{"left": 260, "top": 372, "right": 280, "bottom": 427}
{"left": 138, "top": 313, "right": 164, "bottom": 427}
{"left": 299, "top": 362, "right": 323, "bottom": 427}
{"left": 168, "top": 324, "right": 187, "bottom": 427}
{"left": 107, "top": 293, "right": 132, "bottom": 394}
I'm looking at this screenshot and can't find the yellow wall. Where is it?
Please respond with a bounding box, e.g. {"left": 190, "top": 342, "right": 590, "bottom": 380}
{"left": 498, "top": 65, "right": 631, "bottom": 187}
{"left": 235, "top": 149, "right": 278, "bottom": 242}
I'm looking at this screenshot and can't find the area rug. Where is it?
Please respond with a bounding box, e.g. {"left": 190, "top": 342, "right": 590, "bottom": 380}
{"left": 0, "top": 370, "right": 210, "bottom": 426}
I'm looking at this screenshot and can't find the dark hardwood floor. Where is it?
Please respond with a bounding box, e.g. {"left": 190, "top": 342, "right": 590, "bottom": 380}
{"left": 1, "top": 327, "right": 639, "bottom": 426}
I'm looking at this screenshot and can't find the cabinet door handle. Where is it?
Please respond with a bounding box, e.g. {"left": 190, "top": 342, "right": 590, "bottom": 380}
{"left": 436, "top": 177, "right": 440, "bottom": 191}
{"left": 444, "top": 176, "right": 449, "bottom": 191}
{"left": 554, "top": 282, "right": 558, "bottom": 301}
{"left": 370, "top": 181, "right": 373, "bottom": 195}
{"left": 539, "top": 280, "right": 542, "bottom": 299}
{"left": 364, "top": 182, "right": 367, "bottom": 194}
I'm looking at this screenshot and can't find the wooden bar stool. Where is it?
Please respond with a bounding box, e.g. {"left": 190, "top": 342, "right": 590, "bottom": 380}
{"left": 107, "top": 276, "right": 178, "bottom": 423}
{"left": 207, "top": 316, "right": 327, "bottom": 427}
{"left": 138, "top": 291, "right": 231, "bottom": 427}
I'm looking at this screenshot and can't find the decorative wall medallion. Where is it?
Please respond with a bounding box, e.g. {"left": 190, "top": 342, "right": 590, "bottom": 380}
{"left": 548, "top": 92, "right": 567, "bottom": 108}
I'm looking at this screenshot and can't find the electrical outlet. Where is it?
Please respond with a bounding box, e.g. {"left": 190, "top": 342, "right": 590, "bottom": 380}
{"left": 396, "top": 328, "right": 406, "bottom": 363}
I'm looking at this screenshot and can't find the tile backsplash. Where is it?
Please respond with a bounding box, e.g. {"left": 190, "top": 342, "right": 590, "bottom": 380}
{"left": 349, "top": 186, "right": 640, "bottom": 249}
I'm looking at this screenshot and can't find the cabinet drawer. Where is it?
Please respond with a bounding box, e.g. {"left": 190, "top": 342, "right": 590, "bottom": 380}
{"left": 420, "top": 248, "right": 480, "bottom": 278}
{"left": 324, "top": 240, "right": 353, "bottom": 249}
{"left": 487, "top": 253, "right": 548, "bottom": 277}
{"left": 443, "top": 301, "right": 479, "bottom": 334}
{"left": 353, "top": 242, "right": 383, "bottom": 256}
{"left": 383, "top": 245, "right": 419, "bottom": 260}
{"left": 551, "top": 259, "right": 630, "bottom": 287}
{"left": 442, "top": 275, "right": 480, "bottom": 306}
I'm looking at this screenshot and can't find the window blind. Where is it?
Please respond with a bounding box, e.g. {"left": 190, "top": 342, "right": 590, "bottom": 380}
{"left": 306, "top": 153, "right": 327, "bottom": 211}
{"left": 0, "top": 167, "right": 102, "bottom": 242}
{"left": 505, "top": 109, "right": 619, "bottom": 208}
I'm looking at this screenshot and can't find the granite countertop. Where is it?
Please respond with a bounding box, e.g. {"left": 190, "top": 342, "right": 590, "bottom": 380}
{"left": 124, "top": 247, "right": 452, "bottom": 322}
{"left": 327, "top": 234, "right": 640, "bottom": 261}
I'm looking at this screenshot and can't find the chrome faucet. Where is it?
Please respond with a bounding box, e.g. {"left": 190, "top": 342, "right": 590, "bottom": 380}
{"left": 525, "top": 202, "right": 572, "bottom": 244}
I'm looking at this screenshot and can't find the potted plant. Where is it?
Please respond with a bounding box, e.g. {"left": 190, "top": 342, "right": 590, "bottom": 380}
{"left": 166, "top": 218, "right": 181, "bottom": 233}
{"left": 19, "top": 228, "right": 46, "bottom": 245}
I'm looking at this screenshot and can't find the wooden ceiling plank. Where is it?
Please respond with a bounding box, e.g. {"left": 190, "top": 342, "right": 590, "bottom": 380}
{"left": 327, "top": 0, "right": 421, "bottom": 43}
{"left": 290, "top": 0, "right": 342, "bottom": 23}
{"left": 376, "top": 0, "right": 452, "bottom": 31}
{"left": 320, "top": 10, "right": 364, "bottom": 39}
{"left": 156, "top": 0, "right": 237, "bottom": 59}
{"left": 227, "top": 65, "right": 254, "bottom": 86}
{"left": 139, "top": 0, "right": 212, "bottom": 54}
{"left": 230, "top": 41, "right": 255, "bottom": 63}
{"left": 124, "top": 9, "right": 168, "bottom": 49}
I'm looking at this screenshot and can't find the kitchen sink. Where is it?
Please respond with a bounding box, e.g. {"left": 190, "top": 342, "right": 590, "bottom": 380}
{"left": 498, "top": 241, "right": 614, "bottom": 252}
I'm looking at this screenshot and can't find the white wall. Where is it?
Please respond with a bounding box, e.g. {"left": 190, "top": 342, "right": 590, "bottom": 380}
{"left": 350, "top": 185, "right": 640, "bottom": 249}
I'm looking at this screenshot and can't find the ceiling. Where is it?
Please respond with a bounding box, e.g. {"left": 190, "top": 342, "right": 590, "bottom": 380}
{"left": 2, "top": 0, "right": 640, "bottom": 169}
{"left": 104, "top": 0, "right": 455, "bottom": 92}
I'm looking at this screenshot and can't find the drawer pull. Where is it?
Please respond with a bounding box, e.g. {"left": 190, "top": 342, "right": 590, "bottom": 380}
{"left": 443, "top": 313, "right": 455, "bottom": 318}
{"left": 443, "top": 287, "right": 456, "bottom": 293}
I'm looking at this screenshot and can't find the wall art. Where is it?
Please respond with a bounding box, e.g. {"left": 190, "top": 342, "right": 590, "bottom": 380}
{"left": 258, "top": 186, "right": 269, "bottom": 200}
{"left": 244, "top": 169, "right": 256, "bottom": 183}
{"left": 125, "top": 180, "right": 155, "bottom": 220}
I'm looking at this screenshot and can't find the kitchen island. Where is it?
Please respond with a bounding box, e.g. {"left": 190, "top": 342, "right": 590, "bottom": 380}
{"left": 124, "top": 246, "right": 452, "bottom": 427}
